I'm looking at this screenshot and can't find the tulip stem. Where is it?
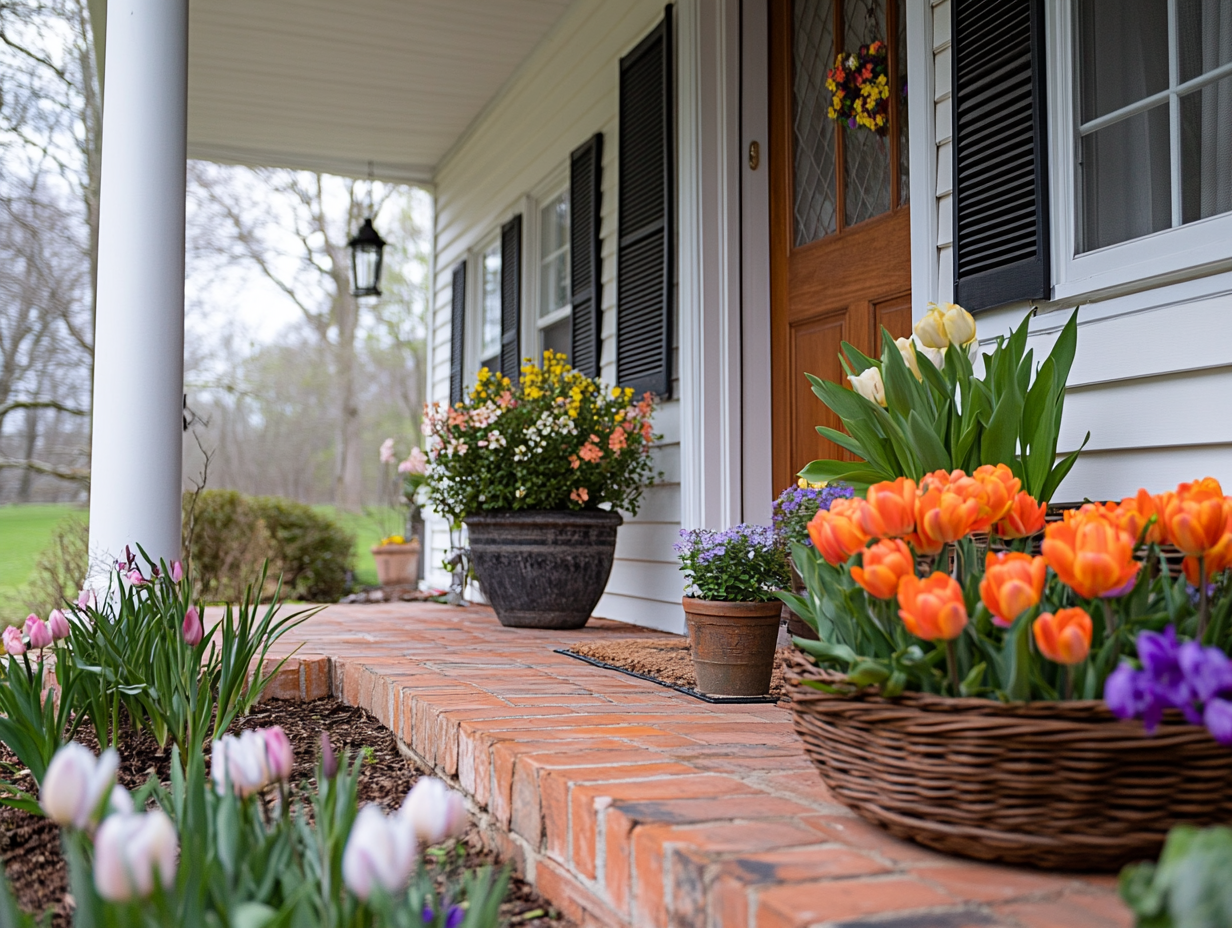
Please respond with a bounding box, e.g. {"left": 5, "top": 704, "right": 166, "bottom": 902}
{"left": 1064, "top": 665, "right": 1074, "bottom": 701}
{"left": 1199, "top": 556, "right": 1209, "bottom": 641}
{"left": 945, "top": 639, "right": 960, "bottom": 695}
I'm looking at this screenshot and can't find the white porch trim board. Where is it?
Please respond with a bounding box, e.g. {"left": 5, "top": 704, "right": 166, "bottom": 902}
{"left": 87, "top": 0, "right": 188, "bottom": 584}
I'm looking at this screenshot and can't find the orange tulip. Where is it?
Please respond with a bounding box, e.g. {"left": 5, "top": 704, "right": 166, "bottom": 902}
{"left": 897, "top": 572, "right": 968, "bottom": 641}
{"left": 854, "top": 477, "right": 917, "bottom": 538}
{"left": 1159, "top": 478, "right": 1231, "bottom": 557}
{"left": 913, "top": 484, "right": 981, "bottom": 553}
{"left": 1042, "top": 509, "right": 1140, "bottom": 599}
{"left": 1032, "top": 608, "right": 1093, "bottom": 665}
{"left": 979, "top": 551, "right": 1047, "bottom": 628}
{"left": 996, "top": 491, "right": 1047, "bottom": 539}
{"left": 1114, "top": 489, "right": 1162, "bottom": 544}
{"left": 1182, "top": 505, "right": 1232, "bottom": 584}
{"left": 852, "top": 539, "right": 916, "bottom": 599}
{"left": 970, "top": 464, "right": 1020, "bottom": 531}
{"left": 808, "top": 498, "right": 869, "bottom": 566}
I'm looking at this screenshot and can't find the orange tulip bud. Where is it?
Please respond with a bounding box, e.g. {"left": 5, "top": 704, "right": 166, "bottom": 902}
{"left": 1042, "top": 510, "right": 1140, "bottom": 599}
{"left": 979, "top": 551, "right": 1047, "bottom": 628}
{"left": 855, "top": 477, "right": 918, "bottom": 538}
{"left": 852, "top": 539, "right": 916, "bottom": 600}
{"left": 996, "top": 491, "right": 1047, "bottom": 539}
{"left": 1032, "top": 608, "right": 1093, "bottom": 665}
{"left": 971, "top": 464, "right": 1020, "bottom": 531}
{"left": 913, "top": 484, "right": 980, "bottom": 553}
{"left": 1159, "top": 478, "right": 1231, "bottom": 557}
{"left": 807, "top": 498, "right": 869, "bottom": 566}
{"left": 1182, "top": 505, "right": 1232, "bottom": 584}
{"left": 1114, "top": 489, "right": 1162, "bottom": 544}
{"left": 897, "top": 572, "right": 968, "bottom": 641}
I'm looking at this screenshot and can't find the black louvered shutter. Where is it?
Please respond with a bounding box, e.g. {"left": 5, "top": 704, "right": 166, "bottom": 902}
{"left": 617, "top": 9, "right": 673, "bottom": 399}
{"left": 499, "top": 215, "right": 522, "bottom": 382}
{"left": 449, "top": 261, "right": 466, "bottom": 404}
{"left": 952, "top": 0, "right": 1050, "bottom": 311}
{"left": 570, "top": 133, "right": 604, "bottom": 378}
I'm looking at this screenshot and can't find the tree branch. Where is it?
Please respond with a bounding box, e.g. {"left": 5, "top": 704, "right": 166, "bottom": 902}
{"left": 0, "top": 457, "right": 89, "bottom": 484}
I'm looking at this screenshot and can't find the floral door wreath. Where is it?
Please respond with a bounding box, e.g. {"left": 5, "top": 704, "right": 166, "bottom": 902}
{"left": 825, "top": 40, "right": 890, "bottom": 134}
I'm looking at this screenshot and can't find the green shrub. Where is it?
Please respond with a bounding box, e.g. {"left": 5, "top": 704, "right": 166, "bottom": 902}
{"left": 183, "top": 490, "right": 354, "bottom": 603}
{"left": 250, "top": 495, "right": 355, "bottom": 602}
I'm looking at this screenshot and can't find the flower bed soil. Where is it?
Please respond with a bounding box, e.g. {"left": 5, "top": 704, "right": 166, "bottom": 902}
{"left": 565, "top": 637, "right": 790, "bottom": 699}
{"left": 0, "top": 698, "right": 572, "bottom": 927}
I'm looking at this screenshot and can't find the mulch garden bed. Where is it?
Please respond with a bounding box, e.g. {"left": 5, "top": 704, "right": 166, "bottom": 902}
{"left": 0, "top": 698, "right": 571, "bottom": 927}
{"left": 564, "top": 638, "right": 790, "bottom": 700}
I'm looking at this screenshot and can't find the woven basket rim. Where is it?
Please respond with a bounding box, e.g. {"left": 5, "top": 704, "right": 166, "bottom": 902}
{"left": 786, "top": 649, "right": 1203, "bottom": 726}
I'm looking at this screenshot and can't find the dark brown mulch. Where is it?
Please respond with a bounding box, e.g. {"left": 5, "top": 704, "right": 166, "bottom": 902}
{"left": 0, "top": 699, "right": 572, "bottom": 927}
{"left": 565, "top": 638, "right": 791, "bottom": 699}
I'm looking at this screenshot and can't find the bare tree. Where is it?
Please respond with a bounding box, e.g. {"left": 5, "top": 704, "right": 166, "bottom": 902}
{"left": 188, "top": 164, "right": 426, "bottom": 510}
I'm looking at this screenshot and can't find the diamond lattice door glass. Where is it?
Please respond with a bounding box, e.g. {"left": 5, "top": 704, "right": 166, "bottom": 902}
{"left": 791, "top": 0, "right": 908, "bottom": 247}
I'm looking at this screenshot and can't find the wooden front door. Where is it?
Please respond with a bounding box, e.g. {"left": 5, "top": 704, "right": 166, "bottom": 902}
{"left": 768, "top": 0, "right": 913, "bottom": 494}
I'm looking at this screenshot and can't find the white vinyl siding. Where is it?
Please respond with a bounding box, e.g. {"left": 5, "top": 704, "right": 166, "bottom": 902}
{"left": 426, "top": 0, "right": 685, "bottom": 633}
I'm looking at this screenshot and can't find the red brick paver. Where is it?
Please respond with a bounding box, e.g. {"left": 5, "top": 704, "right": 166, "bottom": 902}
{"left": 254, "top": 601, "right": 1130, "bottom": 928}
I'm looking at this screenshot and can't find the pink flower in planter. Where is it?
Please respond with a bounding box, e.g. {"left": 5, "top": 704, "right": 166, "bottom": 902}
{"left": 3, "top": 625, "right": 25, "bottom": 656}
{"left": 48, "top": 609, "right": 70, "bottom": 641}
{"left": 24, "top": 615, "right": 52, "bottom": 650}
{"left": 398, "top": 446, "right": 428, "bottom": 475}
{"left": 379, "top": 437, "right": 396, "bottom": 464}
{"left": 181, "top": 606, "right": 203, "bottom": 646}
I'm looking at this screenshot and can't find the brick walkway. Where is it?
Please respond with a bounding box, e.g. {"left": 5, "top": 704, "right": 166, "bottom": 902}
{"left": 267, "top": 602, "right": 1131, "bottom": 928}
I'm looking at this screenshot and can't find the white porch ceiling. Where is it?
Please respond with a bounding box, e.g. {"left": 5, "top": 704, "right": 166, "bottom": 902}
{"left": 185, "top": 0, "right": 576, "bottom": 184}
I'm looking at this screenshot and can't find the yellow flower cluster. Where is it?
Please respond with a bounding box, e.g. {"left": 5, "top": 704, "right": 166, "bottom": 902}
{"left": 470, "top": 366, "right": 512, "bottom": 403}
{"left": 852, "top": 74, "right": 889, "bottom": 132}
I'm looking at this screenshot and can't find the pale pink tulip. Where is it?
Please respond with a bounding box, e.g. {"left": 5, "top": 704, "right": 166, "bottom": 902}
{"left": 40, "top": 744, "right": 119, "bottom": 829}
{"left": 342, "top": 805, "right": 417, "bottom": 900}
{"left": 320, "top": 732, "right": 338, "bottom": 779}
{"left": 400, "top": 777, "right": 468, "bottom": 845}
{"left": 93, "top": 811, "right": 178, "bottom": 901}
{"left": 170, "top": 561, "right": 184, "bottom": 583}
{"left": 76, "top": 589, "right": 95, "bottom": 610}
{"left": 261, "top": 726, "right": 294, "bottom": 781}
{"left": 24, "top": 615, "right": 52, "bottom": 650}
{"left": 181, "top": 606, "right": 203, "bottom": 646}
{"left": 48, "top": 609, "right": 69, "bottom": 641}
{"left": 3, "top": 625, "right": 26, "bottom": 656}
{"left": 126, "top": 569, "right": 146, "bottom": 586}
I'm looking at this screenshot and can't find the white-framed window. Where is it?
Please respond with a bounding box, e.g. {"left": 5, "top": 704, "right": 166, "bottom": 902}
{"left": 536, "top": 186, "right": 571, "bottom": 361}
{"left": 1049, "top": 0, "right": 1232, "bottom": 300}
{"left": 476, "top": 237, "right": 502, "bottom": 373}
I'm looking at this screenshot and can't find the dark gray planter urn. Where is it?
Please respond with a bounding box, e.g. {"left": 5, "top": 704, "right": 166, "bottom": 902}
{"left": 463, "top": 509, "right": 623, "bottom": 629}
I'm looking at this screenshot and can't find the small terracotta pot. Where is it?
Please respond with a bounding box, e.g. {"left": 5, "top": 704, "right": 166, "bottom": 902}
{"left": 371, "top": 540, "right": 421, "bottom": 587}
{"left": 682, "top": 597, "right": 782, "bottom": 696}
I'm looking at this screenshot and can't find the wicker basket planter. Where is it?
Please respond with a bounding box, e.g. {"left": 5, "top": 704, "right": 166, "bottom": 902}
{"left": 786, "top": 650, "right": 1232, "bottom": 870}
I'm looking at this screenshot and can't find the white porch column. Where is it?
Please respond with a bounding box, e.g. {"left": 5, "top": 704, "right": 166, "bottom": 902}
{"left": 87, "top": 0, "right": 189, "bottom": 583}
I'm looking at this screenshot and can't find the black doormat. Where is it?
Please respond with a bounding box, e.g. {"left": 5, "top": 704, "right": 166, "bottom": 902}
{"left": 553, "top": 648, "right": 781, "bottom": 704}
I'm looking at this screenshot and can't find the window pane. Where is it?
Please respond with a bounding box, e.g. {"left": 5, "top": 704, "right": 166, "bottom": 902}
{"left": 539, "top": 191, "right": 570, "bottom": 318}
{"left": 540, "top": 317, "right": 572, "bottom": 363}
{"left": 481, "top": 244, "right": 501, "bottom": 362}
{"left": 1181, "top": 74, "right": 1232, "bottom": 224}
{"left": 1078, "top": 0, "right": 1169, "bottom": 123}
{"left": 1179, "top": 0, "right": 1232, "bottom": 84}
{"left": 1080, "top": 104, "right": 1171, "bottom": 251}
{"left": 793, "top": 0, "right": 838, "bottom": 245}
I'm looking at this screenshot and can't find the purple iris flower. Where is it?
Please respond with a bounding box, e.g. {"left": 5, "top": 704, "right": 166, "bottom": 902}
{"left": 422, "top": 904, "right": 465, "bottom": 928}
{"left": 1204, "top": 699, "right": 1232, "bottom": 746}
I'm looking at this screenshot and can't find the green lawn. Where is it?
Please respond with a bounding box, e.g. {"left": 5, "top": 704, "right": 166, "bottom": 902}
{"left": 0, "top": 504, "right": 86, "bottom": 611}
{"left": 313, "top": 505, "right": 407, "bottom": 588}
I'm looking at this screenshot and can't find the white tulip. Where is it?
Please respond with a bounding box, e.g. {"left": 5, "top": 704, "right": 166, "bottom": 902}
{"left": 342, "top": 805, "right": 418, "bottom": 900}
{"left": 918, "top": 343, "right": 946, "bottom": 371}
{"left": 848, "top": 366, "right": 887, "bottom": 407}
{"left": 109, "top": 785, "right": 134, "bottom": 816}
{"left": 894, "top": 337, "right": 923, "bottom": 381}
{"left": 93, "top": 810, "right": 178, "bottom": 902}
{"left": 400, "top": 777, "right": 468, "bottom": 846}
{"left": 39, "top": 744, "right": 119, "bottom": 830}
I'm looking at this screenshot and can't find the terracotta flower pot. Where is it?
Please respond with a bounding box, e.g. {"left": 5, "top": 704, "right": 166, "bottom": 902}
{"left": 371, "top": 540, "right": 421, "bottom": 587}
{"left": 682, "top": 597, "right": 782, "bottom": 696}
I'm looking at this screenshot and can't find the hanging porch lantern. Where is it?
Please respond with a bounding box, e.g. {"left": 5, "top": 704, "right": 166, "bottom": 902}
{"left": 348, "top": 217, "right": 387, "bottom": 297}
